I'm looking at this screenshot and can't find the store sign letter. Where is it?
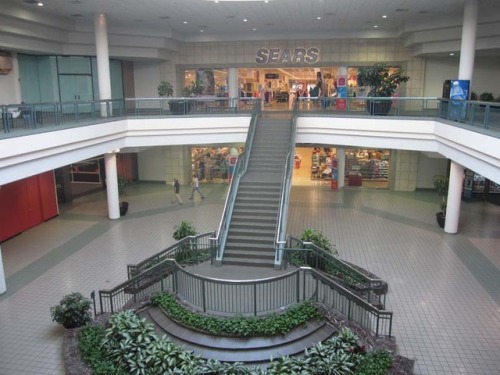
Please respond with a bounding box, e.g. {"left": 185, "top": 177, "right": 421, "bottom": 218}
{"left": 256, "top": 48, "right": 319, "bottom": 64}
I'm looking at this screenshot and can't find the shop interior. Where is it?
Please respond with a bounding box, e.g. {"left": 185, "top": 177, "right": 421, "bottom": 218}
{"left": 293, "top": 146, "right": 391, "bottom": 188}
{"left": 183, "top": 67, "right": 361, "bottom": 106}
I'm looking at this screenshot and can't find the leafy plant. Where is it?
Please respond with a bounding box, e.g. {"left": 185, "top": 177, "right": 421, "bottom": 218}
{"left": 357, "top": 63, "right": 410, "bottom": 97}
{"left": 79, "top": 325, "right": 124, "bottom": 375}
{"left": 432, "top": 174, "right": 448, "bottom": 215}
{"left": 173, "top": 220, "right": 197, "bottom": 241}
{"left": 183, "top": 80, "right": 203, "bottom": 97}
{"left": 157, "top": 81, "right": 174, "bottom": 97}
{"left": 101, "top": 310, "right": 159, "bottom": 374}
{"left": 117, "top": 176, "right": 128, "bottom": 198}
{"left": 479, "top": 92, "right": 494, "bottom": 102}
{"left": 50, "top": 292, "right": 92, "bottom": 329}
{"left": 300, "top": 228, "right": 337, "bottom": 255}
{"left": 355, "top": 349, "right": 393, "bottom": 375}
{"left": 151, "top": 292, "right": 321, "bottom": 337}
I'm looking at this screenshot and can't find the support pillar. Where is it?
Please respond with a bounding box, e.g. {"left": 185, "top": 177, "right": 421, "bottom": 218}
{"left": 336, "top": 147, "right": 345, "bottom": 189}
{"left": 94, "top": 13, "right": 112, "bottom": 117}
{"left": 444, "top": 161, "right": 464, "bottom": 234}
{"left": 228, "top": 68, "right": 239, "bottom": 107}
{"left": 458, "top": 0, "right": 478, "bottom": 81}
{"left": 105, "top": 153, "right": 120, "bottom": 219}
{"left": 444, "top": 0, "right": 478, "bottom": 233}
{"left": 0, "top": 244, "right": 6, "bottom": 294}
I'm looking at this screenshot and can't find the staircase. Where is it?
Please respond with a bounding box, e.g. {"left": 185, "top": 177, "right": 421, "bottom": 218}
{"left": 223, "top": 113, "right": 292, "bottom": 268}
{"left": 141, "top": 306, "right": 336, "bottom": 367}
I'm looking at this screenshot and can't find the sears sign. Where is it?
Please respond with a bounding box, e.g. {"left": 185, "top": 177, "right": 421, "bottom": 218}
{"left": 255, "top": 48, "right": 319, "bottom": 64}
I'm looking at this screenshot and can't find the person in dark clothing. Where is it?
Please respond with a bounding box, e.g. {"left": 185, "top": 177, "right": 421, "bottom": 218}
{"left": 171, "top": 178, "right": 183, "bottom": 204}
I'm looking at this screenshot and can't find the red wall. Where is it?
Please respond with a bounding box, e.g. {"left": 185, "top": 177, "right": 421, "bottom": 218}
{"left": 0, "top": 171, "right": 58, "bottom": 242}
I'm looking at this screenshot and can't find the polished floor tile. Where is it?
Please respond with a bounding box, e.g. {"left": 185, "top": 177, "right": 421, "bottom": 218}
{"left": 0, "top": 181, "right": 499, "bottom": 375}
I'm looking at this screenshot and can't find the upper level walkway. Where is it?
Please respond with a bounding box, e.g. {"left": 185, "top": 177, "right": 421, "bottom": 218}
{"left": 2, "top": 96, "right": 500, "bottom": 140}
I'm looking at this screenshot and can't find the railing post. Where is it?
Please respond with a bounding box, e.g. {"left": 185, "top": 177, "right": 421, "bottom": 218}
{"left": 254, "top": 284, "right": 257, "bottom": 316}
{"left": 90, "top": 290, "right": 96, "bottom": 317}
{"left": 109, "top": 293, "right": 114, "bottom": 314}
{"left": 376, "top": 312, "right": 380, "bottom": 337}
{"left": 296, "top": 270, "right": 301, "bottom": 303}
{"left": 99, "top": 291, "right": 104, "bottom": 315}
{"left": 484, "top": 104, "right": 490, "bottom": 129}
{"left": 202, "top": 280, "right": 206, "bottom": 312}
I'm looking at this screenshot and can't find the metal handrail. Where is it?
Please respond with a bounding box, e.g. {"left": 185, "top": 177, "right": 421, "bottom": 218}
{"left": 210, "top": 101, "right": 261, "bottom": 262}
{"left": 274, "top": 101, "right": 299, "bottom": 267}
{"left": 2, "top": 97, "right": 499, "bottom": 138}
{"left": 97, "top": 261, "right": 393, "bottom": 337}
{"left": 126, "top": 231, "right": 215, "bottom": 279}
{"left": 283, "top": 236, "right": 388, "bottom": 308}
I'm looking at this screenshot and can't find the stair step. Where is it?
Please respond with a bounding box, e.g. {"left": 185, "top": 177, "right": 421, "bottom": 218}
{"left": 222, "top": 258, "right": 275, "bottom": 268}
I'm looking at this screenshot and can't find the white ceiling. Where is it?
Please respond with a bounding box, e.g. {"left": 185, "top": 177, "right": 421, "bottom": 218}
{"left": 5, "top": 0, "right": 500, "bottom": 42}
{"left": 1, "top": 0, "right": 500, "bottom": 59}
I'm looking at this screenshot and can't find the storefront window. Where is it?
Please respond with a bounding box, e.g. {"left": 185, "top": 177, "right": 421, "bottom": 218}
{"left": 183, "top": 69, "right": 228, "bottom": 97}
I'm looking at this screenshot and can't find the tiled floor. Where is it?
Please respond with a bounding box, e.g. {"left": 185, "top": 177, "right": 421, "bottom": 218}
{"left": 0, "top": 181, "right": 499, "bottom": 375}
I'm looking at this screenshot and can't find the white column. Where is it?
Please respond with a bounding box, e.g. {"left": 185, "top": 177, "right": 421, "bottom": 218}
{"left": 444, "top": 161, "right": 464, "bottom": 234}
{"left": 228, "top": 68, "right": 238, "bottom": 106}
{"left": 94, "top": 13, "right": 112, "bottom": 117}
{"left": 444, "top": 0, "right": 478, "bottom": 233}
{"left": 0, "top": 244, "right": 6, "bottom": 294}
{"left": 105, "top": 153, "right": 120, "bottom": 219}
{"left": 458, "top": 0, "right": 478, "bottom": 80}
{"left": 336, "top": 147, "right": 345, "bottom": 189}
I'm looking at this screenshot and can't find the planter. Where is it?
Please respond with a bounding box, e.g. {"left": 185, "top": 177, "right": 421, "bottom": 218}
{"left": 436, "top": 212, "right": 445, "bottom": 228}
{"left": 169, "top": 101, "right": 192, "bottom": 115}
{"left": 120, "top": 201, "right": 129, "bottom": 216}
{"left": 366, "top": 99, "right": 392, "bottom": 115}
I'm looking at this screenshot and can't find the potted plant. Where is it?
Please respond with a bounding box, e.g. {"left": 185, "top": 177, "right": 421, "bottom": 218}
{"left": 118, "top": 175, "right": 129, "bottom": 216}
{"left": 50, "top": 292, "right": 92, "bottom": 329}
{"left": 357, "top": 63, "right": 410, "bottom": 115}
{"left": 173, "top": 220, "right": 197, "bottom": 264}
{"left": 157, "top": 80, "right": 174, "bottom": 98}
{"left": 432, "top": 174, "right": 448, "bottom": 228}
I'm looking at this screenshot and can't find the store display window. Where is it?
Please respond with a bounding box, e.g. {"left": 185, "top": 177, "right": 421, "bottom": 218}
{"left": 345, "top": 149, "right": 390, "bottom": 181}
{"left": 191, "top": 146, "right": 244, "bottom": 182}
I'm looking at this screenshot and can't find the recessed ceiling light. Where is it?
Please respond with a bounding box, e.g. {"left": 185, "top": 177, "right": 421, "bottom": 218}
{"left": 243, "top": 18, "right": 248, "bottom": 22}
{"left": 37, "top": 2, "right": 44, "bottom": 6}
{"left": 183, "top": 21, "right": 188, "bottom": 24}
{"left": 253, "top": 28, "right": 257, "bottom": 31}
{"left": 382, "top": 15, "right": 388, "bottom": 19}
{"left": 450, "top": 53, "right": 454, "bottom": 56}
{"left": 374, "top": 25, "right": 378, "bottom": 28}
{"left": 200, "top": 30, "right": 204, "bottom": 32}
{"left": 317, "top": 16, "right": 321, "bottom": 20}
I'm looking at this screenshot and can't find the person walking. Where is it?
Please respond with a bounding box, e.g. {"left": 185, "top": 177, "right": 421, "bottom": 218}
{"left": 189, "top": 174, "right": 205, "bottom": 200}
{"left": 171, "top": 178, "right": 183, "bottom": 205}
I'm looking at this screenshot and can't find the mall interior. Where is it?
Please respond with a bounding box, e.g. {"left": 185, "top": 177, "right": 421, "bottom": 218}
{"left": 0, "top": 1, "right": 499, "bottom": 374}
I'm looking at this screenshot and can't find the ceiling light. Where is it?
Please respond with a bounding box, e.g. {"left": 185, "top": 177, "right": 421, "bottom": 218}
{"left": 382, "top": 15, "right": 387, "bottom": 19}
{"left": 243, "top": 18, "right": 248, "bottom": 22}
{"left": 450, "top": 53, "right": 454, "bottom": 56}
{"left": 374, "top": 25, "right": 378, "bottom": 28}
{"left": 317, "top": 17, "right": 321, "bottom": 20}
{"left": 183, "top": 21, "right": 188, "bottom": 24}
{"left": 37, "top": 2, "right": 44, "bottom": 6}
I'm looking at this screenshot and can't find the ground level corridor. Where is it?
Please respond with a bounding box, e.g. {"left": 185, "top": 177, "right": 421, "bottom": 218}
{"left": 0, "top": 182, "right": 499, "bottom": 375}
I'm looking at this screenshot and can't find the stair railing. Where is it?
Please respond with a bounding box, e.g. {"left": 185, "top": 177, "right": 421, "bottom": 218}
{"left": 274, "top": 101, "right": 299, "bottom": 268}
{"left": 211, "top": 101, "right": 261, "bottom": 265}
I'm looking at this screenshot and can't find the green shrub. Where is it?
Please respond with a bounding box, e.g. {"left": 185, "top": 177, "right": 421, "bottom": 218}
{"left": 79, "top": 325, "right": 124, "bottom": 375}
{"left": 300, "top": 228, "right": 338, "bottom": 256}
{"left": 173, "top": 220, "right": 197, "bottom": 241}
{"left": 50, "top": 292, "right": 92, "bottom": 329}
{"left": 101, "top": 310, "right": 159, "bottom": 374}
{"left": 355, "top": 349, "right": 393, "bottom": 375}
{"left": 151, "top": 292, "right": 321, "bottom": 337}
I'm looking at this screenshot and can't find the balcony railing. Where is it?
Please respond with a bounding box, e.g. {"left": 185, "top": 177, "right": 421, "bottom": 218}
{"left": 2, "top": 97, "right": 499, "bottom": 139}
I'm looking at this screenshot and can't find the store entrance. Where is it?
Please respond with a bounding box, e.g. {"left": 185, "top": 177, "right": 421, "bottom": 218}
{"left": 292, "top": 147, "right": 390, "bottom": 189}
